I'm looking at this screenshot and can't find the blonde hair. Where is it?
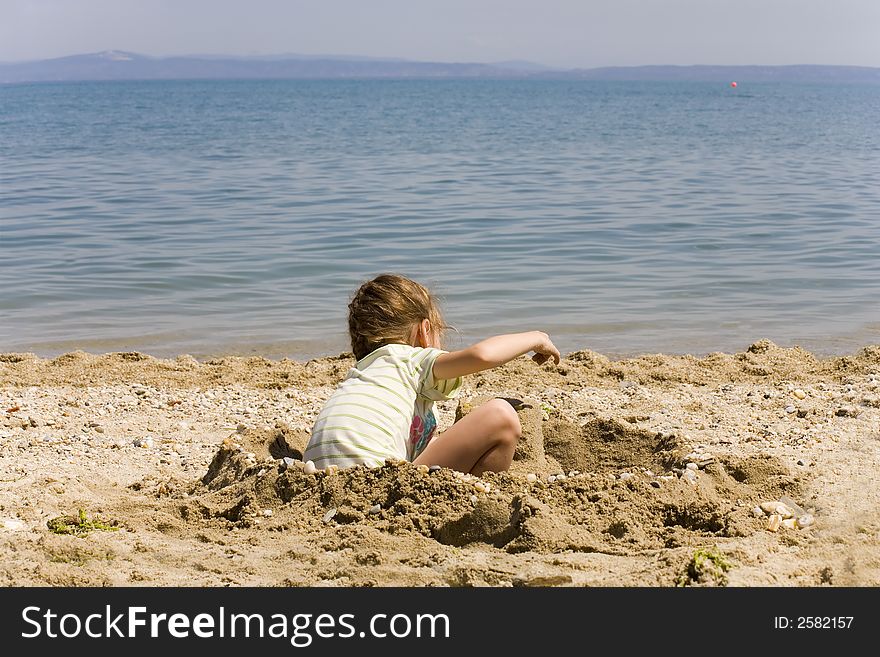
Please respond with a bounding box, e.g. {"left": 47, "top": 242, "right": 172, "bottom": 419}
{"left": 348, "top": 274, "right": 446, "bottom": 360}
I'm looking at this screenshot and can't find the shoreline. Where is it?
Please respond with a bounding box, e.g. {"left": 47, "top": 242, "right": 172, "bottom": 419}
{"left": 2, "top": 339, "right": 879, "bottom": 586}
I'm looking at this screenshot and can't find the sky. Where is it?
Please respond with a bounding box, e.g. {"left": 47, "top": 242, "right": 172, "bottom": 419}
{"left": 1, "top": 0, "right": 879, "bottom": 67}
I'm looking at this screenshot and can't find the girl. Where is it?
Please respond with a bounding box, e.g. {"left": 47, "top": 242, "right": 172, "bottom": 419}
{"left": 303, "top": 274, "right": 560, "bottom": 475}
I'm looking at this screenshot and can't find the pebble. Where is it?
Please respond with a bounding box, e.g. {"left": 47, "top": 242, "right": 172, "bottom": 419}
{"left": 324, "top": 464, "right": 339, "bottom": 476}
{"left": 767, "top": 514, "right": 782, "bottom": 532}
{"left": 784, "top": 405, "right": 796, "bottom": 414}
{"left": 2, "top": 519, "right": 25, "bottom": 531}
{"left": 793, "top": 389, "right": 807, "bottom": 400}
{"left": 618, "top": 472, "right": 634, "bottom": 481}
{"left": 303, "top": 460, "right": 317, "bottom": 475}
{"left": 368, "top": 504, "right": 382, "bottom": 515}
{"left": 322, "top": 508, "right": 337, "bottom": 523}
{"left": 752, "top": 506, "right": 764, "bottom": 517}
{"left": 759, "top": 501, "right": 793, "bottom": 518}
{"left": 474, "top": 481, "right": 490, "bottom": 494}
{"left": 782, "top": 518, "right": 798, "bottom": 530}
{"left": 261, "top": 509, "right": 273, "bottom": 517}
{"left": 685, "top": 462, "right": 699, "bottom": 471}
{"left": 650, "top": 481, "right": 661, "bottom": 489}
{"left": 133, "top": 437, "right": 153, "bottom": 448}
{"left": 555, "top": 473, "right": 567, "bottom": 482}
{"left": 526, "top": 473, "right": 537, "bottom": 484}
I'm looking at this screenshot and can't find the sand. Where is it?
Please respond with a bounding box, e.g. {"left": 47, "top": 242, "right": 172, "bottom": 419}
{"left": 1, "top": 339, "right": 879, "bottom": 587}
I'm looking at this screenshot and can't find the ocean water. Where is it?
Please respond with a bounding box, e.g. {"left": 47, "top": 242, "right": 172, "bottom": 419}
{"left": 1, "top": 79, "right": 879, "bottom": 359}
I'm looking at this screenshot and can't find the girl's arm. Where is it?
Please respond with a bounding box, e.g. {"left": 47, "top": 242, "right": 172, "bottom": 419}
{"left": 432, "top": 331, "right": 560, "bottom": 380}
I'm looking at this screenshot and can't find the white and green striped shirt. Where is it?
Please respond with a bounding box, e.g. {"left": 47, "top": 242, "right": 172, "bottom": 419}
{"left": 304, "top": 344, "right": 462, "bottom": 469}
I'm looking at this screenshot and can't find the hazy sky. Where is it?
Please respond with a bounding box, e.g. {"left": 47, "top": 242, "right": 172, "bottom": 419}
{"left": 2, "top": 0, "right": 879, "bottom": 67}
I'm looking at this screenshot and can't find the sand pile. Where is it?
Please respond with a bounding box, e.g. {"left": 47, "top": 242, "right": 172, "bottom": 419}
{"left": 162, "top": 399, "right": 805, "bottom": 569}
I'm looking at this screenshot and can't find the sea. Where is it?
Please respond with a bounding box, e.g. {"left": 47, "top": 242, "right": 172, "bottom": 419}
{"left": 1, "top": 79, "right": 878, "bottom": 359}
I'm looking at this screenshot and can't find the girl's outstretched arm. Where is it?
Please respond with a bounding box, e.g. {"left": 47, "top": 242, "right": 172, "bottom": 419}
{"left": 432, "top": 331, "right": 560, "bottom": 380}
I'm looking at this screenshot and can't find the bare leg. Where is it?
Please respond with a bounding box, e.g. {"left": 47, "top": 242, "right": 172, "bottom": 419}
{"left": 412, "top": 399, "right": 521, "bottom": 475}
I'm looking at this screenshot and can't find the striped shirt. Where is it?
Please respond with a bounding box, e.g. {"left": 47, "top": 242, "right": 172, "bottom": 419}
{"left": 304, "top": 344, "right": 462, "bottom": 469}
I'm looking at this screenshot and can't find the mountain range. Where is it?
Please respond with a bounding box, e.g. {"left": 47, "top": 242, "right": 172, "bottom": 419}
{"left": 2, "top": 51, "right": 878, "bottom": 84}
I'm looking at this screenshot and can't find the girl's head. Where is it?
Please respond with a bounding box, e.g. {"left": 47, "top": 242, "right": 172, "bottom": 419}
{"left": 348, "top": 274, "right": 447, "bottom": 360}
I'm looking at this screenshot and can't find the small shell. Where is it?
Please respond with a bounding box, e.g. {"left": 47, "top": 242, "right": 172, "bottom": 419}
{"left": 526, "top": 473, "right": 537, "bottom": 484}
{"left": 322, "top": 508, "right": 337, "bottom": 523}
{"left": 796, "top": 514, "right": 815, "bottom": 528}
{"left": 548, "top": 475, "right": 557, "bottom": 483}
{"left": 303, "top": 460, "right": 317, "bottom": 475}
{"left": 767, "top": 514, "right": 781, "bottom": 532}
{"left": 368, "top": 504, "right": 381, "bottom": 515}
{"left": 793, "top": 389, "right": 807, "bottom": 400}
{"left": 474, "top": 481, "right": 489, "bottom": 493}
{"left": 324, "top": 464, "right": 339, "bottom": 476}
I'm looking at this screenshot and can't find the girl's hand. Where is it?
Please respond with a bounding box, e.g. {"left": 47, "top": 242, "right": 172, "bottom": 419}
{"left": 531, "top": 332, "right": 561, "bottom": 366}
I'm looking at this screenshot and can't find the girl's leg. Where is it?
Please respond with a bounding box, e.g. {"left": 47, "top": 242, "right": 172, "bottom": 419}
{"left": 412, "top": 399, "right": 521, "bottom": 475}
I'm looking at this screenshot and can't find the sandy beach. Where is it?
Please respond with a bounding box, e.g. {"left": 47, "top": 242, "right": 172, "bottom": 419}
{"left": 1, "top": 340, "right": 878, "bottom": 587}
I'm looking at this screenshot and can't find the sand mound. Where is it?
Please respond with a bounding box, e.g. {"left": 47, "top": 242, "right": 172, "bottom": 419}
{"left": 160, "top": 399, "right": 805, "bottom": 562}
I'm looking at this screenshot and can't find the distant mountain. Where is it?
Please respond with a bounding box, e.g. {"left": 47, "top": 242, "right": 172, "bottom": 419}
{"left": 542, "top": 64, "right": 880, "bottom": 83}
{"left": 1, "top": 51, "right": 877, "bottom": 84}
{"left": 0, "top": 51, "right": 525, "bottom": 83}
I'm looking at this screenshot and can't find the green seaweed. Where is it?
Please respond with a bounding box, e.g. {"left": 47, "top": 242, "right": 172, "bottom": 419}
{"left": 676, "top": 546, "right": 733, "bottom": 587}
{"left": 47, "top": 508, "right": 120, "bottom": 537}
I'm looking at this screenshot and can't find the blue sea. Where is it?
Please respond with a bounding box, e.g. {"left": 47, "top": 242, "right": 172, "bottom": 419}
{"left": 1, "top": 79, "right": 879, "bottom": 359}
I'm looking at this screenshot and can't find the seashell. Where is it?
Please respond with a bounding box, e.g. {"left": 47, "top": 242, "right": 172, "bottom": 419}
{"left": 322, "top": 508, "right": 337, "bottom": 523}
{"left": 303, "top": 460, "right": 317, "bottom": 475}
{"left": 325, "top": 464, "right": 339, "bottom": 476}
{"left": 767, "top": 514, "right": 781, "bottom": 532}
{"left": 526, "top": 473, "right": 537, "bottom": 483}
{"left": 548, "top": 475, "right": 556, "bottom": 483}
{"left": 474, "top": 481, "right": 489, "bottom": 493}
{"left": 796, "top": 514, "right": 815, "bottom": 528}
{"left": 555, "top": 473, "right": 567, "bottom": 482}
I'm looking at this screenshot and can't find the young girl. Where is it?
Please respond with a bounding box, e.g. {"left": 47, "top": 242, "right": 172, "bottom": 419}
{"left": 303, "top": 274, "right": 560, "bottom": 475}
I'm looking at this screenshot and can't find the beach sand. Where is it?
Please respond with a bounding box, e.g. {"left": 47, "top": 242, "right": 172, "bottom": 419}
{"left": 1, "top": 339, "right": 879, "bottom": 587}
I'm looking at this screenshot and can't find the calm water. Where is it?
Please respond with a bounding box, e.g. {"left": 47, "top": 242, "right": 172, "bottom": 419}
{"left": 1, "top": 79, "right": 879, "bottom": 359}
